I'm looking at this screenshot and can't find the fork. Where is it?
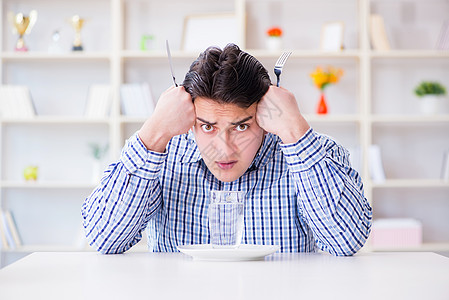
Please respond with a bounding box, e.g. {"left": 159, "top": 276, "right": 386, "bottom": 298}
{"left": 274, "top": 51, "right": 292, "bottom": 87}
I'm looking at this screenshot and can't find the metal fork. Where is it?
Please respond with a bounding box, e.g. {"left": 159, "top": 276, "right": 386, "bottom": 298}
{"left": 274, "top": 51, "right": 292, "bottom": 87}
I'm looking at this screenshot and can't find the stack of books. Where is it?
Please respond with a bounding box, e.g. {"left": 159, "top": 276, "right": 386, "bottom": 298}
{"left": 0, "top": 85, "right": 36, "bottom": 118}
{"left": 84, "top": 85, "right": 112, "bottom": 118}
{"left": 0, "top": 210, "right": 22, "bottom": 250}
{"left": 120, "top": 83, "right": 155, "bottom": 117}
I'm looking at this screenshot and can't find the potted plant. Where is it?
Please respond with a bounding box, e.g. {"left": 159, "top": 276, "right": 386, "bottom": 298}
{"left": 309, "top": 66, "right": 344, "bottom": 114}
{"left": 266, "top": 26, "right": 283, "bottom": 51}
{"left": 89, "top": 143, "right": 109, "bottom": 183}
{"left": 414, "top": 81, "right": 447, "bottom": 115}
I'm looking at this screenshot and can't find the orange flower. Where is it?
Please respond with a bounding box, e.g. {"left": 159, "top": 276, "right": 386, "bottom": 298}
{"left": 310, "top": 66, "right": 343, "bottom": 91}
{"left": 267, "top": 27, "right": 283, "bottom": 37}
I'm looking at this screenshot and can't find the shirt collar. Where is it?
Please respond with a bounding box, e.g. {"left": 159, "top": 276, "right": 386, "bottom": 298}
{"left": 179, "top": 131, "right": 279, "bottom": 171}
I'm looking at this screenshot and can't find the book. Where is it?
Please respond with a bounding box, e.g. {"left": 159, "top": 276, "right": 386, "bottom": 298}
{"left": 369, "top": 14, "right": 391, "bottom": 51}
{"left": 0, "top": 85, "right": 36, "bottom": 118}
{"left": 441, "top": 150, "right": 449, "bottom": 181}
{"left": 4, "top": 210, "right": 22, "bottom": 248}
{"left": 435, "top": 19, "right": 449, "bottom": 50}
{"left": 0, "top": 215, "right": 9, "bottom": 250}
{"left": 120, "top": 83, "right": 155, "bottom": 117}
{"left": 369, "top": 144, "right": 386, "bottom": 183}
{"left": 84, "top": 84, "right": 112, "bottom": 118}
{"left": 0, "top": 210, "right": 15, "bottom": 249}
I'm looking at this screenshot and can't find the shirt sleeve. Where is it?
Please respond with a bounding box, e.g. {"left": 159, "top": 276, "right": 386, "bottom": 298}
{"left": 81, "top": 132, "right": 167, "bottom": 254}
{"left": 280, "top": 128, "right": 372, "bottom": 256}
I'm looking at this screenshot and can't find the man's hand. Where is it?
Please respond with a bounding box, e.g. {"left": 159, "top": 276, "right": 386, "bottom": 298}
{"left": 256, "top": 86, "right": 310, "bottom": 144}
{"left": 139, "top": 86, "right": 195, "bottom": 152}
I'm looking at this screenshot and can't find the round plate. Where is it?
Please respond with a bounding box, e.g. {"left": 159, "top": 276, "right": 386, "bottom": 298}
{"left": 177, "top": 244, "right": 280, "bottom": 261}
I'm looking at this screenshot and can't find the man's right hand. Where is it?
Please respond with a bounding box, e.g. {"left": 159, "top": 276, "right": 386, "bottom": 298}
{"left": 138, "top": 86, "right": 195, "bottom": 152}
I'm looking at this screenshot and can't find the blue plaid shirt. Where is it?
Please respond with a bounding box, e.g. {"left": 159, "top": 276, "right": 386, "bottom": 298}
{"left": 82, "top": 128, "right": 372, "bottom": 256}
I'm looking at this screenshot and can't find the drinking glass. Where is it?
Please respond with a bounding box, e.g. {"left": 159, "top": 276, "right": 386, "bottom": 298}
{"left": 208, "top": 190, "right": 245, "bottom": 248}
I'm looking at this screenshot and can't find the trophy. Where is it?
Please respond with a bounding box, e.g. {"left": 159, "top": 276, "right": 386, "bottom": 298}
{"left": 70, "top": 15, "right": 85, "bottom": 51}
{"left": 9, "top": 10, "right": 38, "bottom": 52}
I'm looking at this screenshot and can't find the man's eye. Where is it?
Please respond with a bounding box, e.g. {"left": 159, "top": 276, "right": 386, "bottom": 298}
{"left": 201, "top": 124, "right": 214, "bottom": 132}
{"left": 236, "top": 124, "right": 248, "bottom": 132}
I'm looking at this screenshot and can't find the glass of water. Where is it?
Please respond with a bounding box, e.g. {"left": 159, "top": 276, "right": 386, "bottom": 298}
{"left": 208, "top": 190, "right": 246, "bottom": 248}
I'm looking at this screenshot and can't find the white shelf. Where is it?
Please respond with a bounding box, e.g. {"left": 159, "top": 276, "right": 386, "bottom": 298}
{"left": 1, "top": 245, "right": 94, "bottom": 253}
{"left": 119, "top": 116, "right": 148, "bottom": 124}
{"left": 1, "top": 0, "right": 449, "bottom": 268}
{"left": 246, "top": 49, "right": 361, "bottom": 59}
{"left": 0, "top": 52, "right": 111, "bottom": 61}
{"left": 371, "top": 243, "right": 449, "bottom": 253}
{"left": 371, "top": 114, "right": 449, "bottom": 124}
{"left": 0, "top": 181, "right": 98, "bottom": 189}
{"left": 0, "top": 116, "right": 111, "bottom": 124}
{"left": 370, "top": 50, "right": 449, "bottom": 59}
{"left": 121, "top": 50, "right": 200, "bottom": 59}
{"left": 304, "top": 114, "right": 361, "bottom": 123}
{"left": 121, "top": 49, "right": 362, "bottom": 59}
{"left": 372, "top": 179, "right": 449, "bottom": 189}
{"left": 1, "top": 242, "right": 147, "bottom": 253}
{"left": 120, "top": 115, "right": 362, "bottom": 125}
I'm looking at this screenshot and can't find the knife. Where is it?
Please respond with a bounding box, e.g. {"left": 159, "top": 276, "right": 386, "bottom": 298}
{"left": 166, "top": 40, "right": 178, "bottom": 87}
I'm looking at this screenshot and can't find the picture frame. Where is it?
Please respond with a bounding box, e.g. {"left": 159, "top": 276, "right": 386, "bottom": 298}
{"left": 181, "top": 13, "right": 242, "bottom": 51}
{"left": 435, "top": 19, "right": 449, "bottom": 50}
{"left": 320, "top": 21, "right": 345, "bottom": 51}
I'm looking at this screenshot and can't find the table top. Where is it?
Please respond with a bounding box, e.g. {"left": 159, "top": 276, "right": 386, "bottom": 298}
{"left": 0, "top": 251, "right": 448, "bottom": 300}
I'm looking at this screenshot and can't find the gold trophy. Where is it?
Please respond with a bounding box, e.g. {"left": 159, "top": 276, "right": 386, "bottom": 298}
{"left": 70, "top": 15, "right": 85, "bottom": 51}
{"left": 9, "top": 10, "right": 38, "bottom": 52}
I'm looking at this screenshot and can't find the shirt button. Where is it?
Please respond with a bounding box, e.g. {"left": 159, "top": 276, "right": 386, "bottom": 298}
{"left": 299, "top": 152, "right": 307, "bottom": 161}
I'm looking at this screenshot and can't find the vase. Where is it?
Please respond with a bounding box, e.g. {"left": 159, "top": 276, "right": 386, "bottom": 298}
{"left": 266, "top": 37, "right": 282, "bottom": 51}
{"left": 419, "top": 95, "right": 442, "bottom": 115}
{"left": 316, "top": 92, "right": 328, "bottom": 114}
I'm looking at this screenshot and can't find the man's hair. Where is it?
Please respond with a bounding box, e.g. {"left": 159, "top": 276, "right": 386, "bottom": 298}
{"left": 182, "top": 44, "right": 271, "bottom": 108}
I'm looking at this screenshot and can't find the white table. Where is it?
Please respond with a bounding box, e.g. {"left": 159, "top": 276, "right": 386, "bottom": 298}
{"left": 0, "top": 251, "right": 448, "bottom": 300}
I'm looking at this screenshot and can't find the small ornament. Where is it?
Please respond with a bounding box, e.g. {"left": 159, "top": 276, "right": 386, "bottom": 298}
{"left": 23, "top": 165, "right": 38, "bottom": 181}
{"left": 9, "top": 10, "right": 38, "bottom": 52}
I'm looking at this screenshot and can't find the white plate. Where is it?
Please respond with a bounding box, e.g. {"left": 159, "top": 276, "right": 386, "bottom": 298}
{"left": 177, "top": 244, "right": 280, "bottom": 261}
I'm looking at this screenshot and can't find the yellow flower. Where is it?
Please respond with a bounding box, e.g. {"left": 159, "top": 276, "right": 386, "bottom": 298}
{"left": 310, "top": 66, "right": 344, "bottom": 91}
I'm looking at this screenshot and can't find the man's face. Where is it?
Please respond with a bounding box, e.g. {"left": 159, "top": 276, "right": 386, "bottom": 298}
{"left": 192, "top": 97, "right": 264, "bottom": 182}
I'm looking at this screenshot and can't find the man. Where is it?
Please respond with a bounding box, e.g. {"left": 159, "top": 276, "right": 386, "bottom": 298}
{"left": 82, "top": 44, "right": 372, "bottom": 256}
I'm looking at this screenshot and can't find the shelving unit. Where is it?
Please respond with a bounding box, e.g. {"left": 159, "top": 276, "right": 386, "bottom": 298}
{"left": 1, "top": 0, "right": 448, "bottom": 267}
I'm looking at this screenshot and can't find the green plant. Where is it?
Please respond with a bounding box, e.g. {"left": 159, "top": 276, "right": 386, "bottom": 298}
{"left": 414, "top": 81, "right": 446, "bottom": 97}
{"left": 89, "top": 143, "right": 109, "bottom": 160}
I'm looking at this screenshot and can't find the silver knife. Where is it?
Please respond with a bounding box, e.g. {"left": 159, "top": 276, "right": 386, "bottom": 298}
{"left": 166, "top": 40, "right": 178, "bottom": 87}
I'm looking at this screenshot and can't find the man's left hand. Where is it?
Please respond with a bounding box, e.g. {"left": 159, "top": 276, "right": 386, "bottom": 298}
{"left": 256, "top": 86, "right": 310, "bottom": 144}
